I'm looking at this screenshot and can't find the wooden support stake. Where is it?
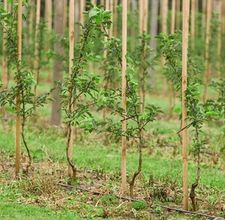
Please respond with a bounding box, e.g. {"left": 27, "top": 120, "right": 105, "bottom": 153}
{"left": 34, "top": 0, "right": 41, "bottom": 99}
{"left": 216, "top": 0, "right": 222, "bottom": 79}
{"left": 181, "top": 0, "right": 190, "bottom": 211}
{"left": 121, "top": 0, "right": 127, "bottom": 195}
{"left": 161, "top": 0, "right": 168, "bottom": 33}
{"left": 2, "top": 0, "right": 8, "bottom": 89}
{"left": 16, "top": 0, "right": 23, "bottom": 177}
{"left": 68, "top": 0, "right": 75, "bottom": 178}
{"left": 191, "top": 0, "right": 196, "bottom": 50}
{"left": 80, "top": 0, "right": 85, "bottom": 26}
{"left": 171, "top": 0, "right": 176, "bottom": 34}
{"left": 203, "top": 0, "right": 212, "bottom": 102}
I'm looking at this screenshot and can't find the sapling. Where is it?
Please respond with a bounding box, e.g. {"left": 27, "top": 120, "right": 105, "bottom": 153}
{"left": 158, "top": 31, "right": 211, "bottom": 210}
{"left": 0, "top": 2, "right": 50, "bottom": 175}
{"left": 61, "top": 6, "right": 111, "bottom": 180}
{"left": 99, "top": 56, "right": 160, "bottom": 197}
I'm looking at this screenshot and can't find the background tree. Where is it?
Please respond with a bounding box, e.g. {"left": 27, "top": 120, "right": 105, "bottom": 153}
{"left": 51, "top": 0, "right": 66, "bottom": 126}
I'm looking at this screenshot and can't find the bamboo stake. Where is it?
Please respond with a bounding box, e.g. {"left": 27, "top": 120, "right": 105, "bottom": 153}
{"left": 34, "top": 0, "right": 41, "bottom": 100}
{"left": 68, "top": 0, "right": 75, "bottom": 178}
{"left": 121, "top": 0, "right": 127, "bottom": 194}
{"left": 191, "top": 0, "right": 195, "bottom": 50}
{"left": 161, "top": 0, "right": 168, "bottom": 33}
{"left": 28, "top": 0, "right": 34, "bottom": 48}
{"left": 143, "top": 0, "right": 148, "bottom": 33}
{"left": 203, "top": 0, "right": 212, "bottom": 102}
{"left": 139, "top": 0, "right": 143, "bottom": 35}
{"left": 216, "top": 0, "right": 222, "bottom": 79}
{"left": 80, "top": 0, "right": 85, "bottom": 26}
{"left": 2, "top": 0, "right": 8, "bottom": 89}
{"left": 16, "top": 0, "right": 23, "bottom": 177}
{"left": 168, "top": 0, "right": 176, "bottom": 116}
{"left": 113, "top": 0, "right": 118, "bottom": 37}
{"left": 171, "top": 0, "right": 176, "bottom": 34}
{"left": 92, "top": 0, "right": 97, "bottom": 5}
{"left": 181, "top": 0, "right": 190, "bottom": 211}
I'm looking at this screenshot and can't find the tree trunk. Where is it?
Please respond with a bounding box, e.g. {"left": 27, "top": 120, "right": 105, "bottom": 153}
{"left": 50, "top": 0, "right": 65, "bottom": 125}
{"left": 181, "top": 0, "right": 190, "bottom": 211}
{"left": 150, "top": 0, "right": 159, "bottom": 87}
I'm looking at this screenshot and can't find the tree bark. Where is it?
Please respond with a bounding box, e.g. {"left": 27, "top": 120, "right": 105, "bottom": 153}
{"left": 50, "top": 0, "right": 65, "bottom": 125}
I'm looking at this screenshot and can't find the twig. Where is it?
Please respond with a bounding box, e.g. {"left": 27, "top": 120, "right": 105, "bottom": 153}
{"left": 161, "top": 205, "right": 221, "bottom": 220}
{"left": 58, "top": 182, "right": 141, "bottom": 202}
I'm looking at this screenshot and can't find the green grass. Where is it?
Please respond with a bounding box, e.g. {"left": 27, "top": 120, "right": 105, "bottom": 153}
{"left": 0, "top": 125, "right": 224, "bottom": 190}
{"left": 0, "top": 203, "right": 77, "bottom": 220}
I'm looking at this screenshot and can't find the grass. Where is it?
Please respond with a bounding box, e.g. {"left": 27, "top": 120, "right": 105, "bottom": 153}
{"left": 0, "top": 203, "right": 77, "bottom": 220}
{"left": 0, "top": 120, "right": 225, "bottom": 219}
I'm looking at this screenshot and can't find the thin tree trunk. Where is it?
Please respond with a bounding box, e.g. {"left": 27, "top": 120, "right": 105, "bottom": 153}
{"left": 34, "top": 0, "right": 41, "bottom": 101}
{"left": 45, "top": 0, "right": 52, "bottom": 81}
{"left": 15, "top": 0, "right": 23, "bottom": 178}
{"left": 181, "top": 0, "right": 190, "bottom": 211}
{"left": 45, "top": 0, "right": 52, "bottom": 32}
{"left": 2, "top": 0, "right": 8, "bottom": 89}
{"left": 203, "top": 0, "right": 212, "bottom": 102}
{"left": 64, "top": 0, "right": 68, "bottom": 29}
{"left": 121, "top": 0, "right": 127, "bottom": 195}
{"left": 176, "top": 0, "right": 181, "bottom": 30}
{"left": 51, "top": 0, "right": 65, "bottom": 125}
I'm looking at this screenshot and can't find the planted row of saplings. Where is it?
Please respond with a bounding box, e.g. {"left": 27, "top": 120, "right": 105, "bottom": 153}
{"left": 0, "top": 5, "right": 224, "bottom": 205}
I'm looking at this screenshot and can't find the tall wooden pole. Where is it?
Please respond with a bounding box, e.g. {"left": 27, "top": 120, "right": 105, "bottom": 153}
{"left": 216, "top": 0, "right": 222, "bottom": 78}
{"left": 139, "top": 0, "right": 143, "bottom": 35}
{"left": 121, "top": 0, "right": 127, "bottom": 194}
{"left": 182, "top": 0, "right": 190, "bottom": 211}
{"left": 34, "top": 0, "right": 41, "bottom": 99}
{"left": 80, "top": 0, "right": 85, "bottom": 26}
{"left": 16, "top": 0, "right": 23, "bottom": 177}
{"left": 143, "top": 0, "right": 148, "bottom": 33}
{"left": 2, "top": 0, "right": 8, "bottom": 89}
{"left": 171, "top": 0, "right": 176, "bottom": 34}
{"left": 203, "top": 0, "right": 212, "bottom": 102}
{"left": 191, "top": 0, "right": 196, "bottom": 50}
{"left": 161, "top": 0, "right": 168, "bottom": 33}
{"left": 68, "top": 0, "right": 75, "bottom": 178}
